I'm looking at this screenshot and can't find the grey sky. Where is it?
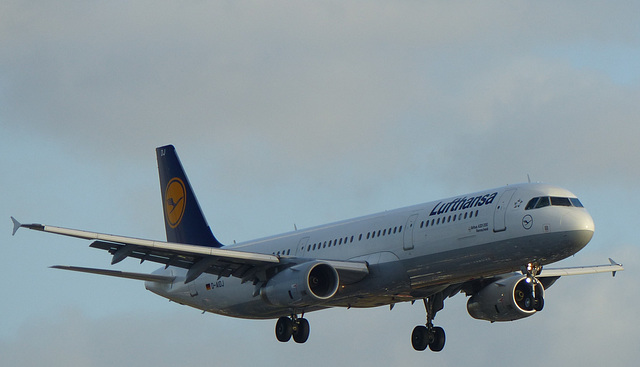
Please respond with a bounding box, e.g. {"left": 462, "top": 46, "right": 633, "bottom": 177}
{"left": 1, "top": 1, "right": 638, "bottom": 366}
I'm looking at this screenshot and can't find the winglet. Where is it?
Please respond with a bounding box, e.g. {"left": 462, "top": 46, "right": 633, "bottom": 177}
{"left": 609, "top": 258, "right": 621, "bottom": 277}
{"left": 11, "top": 217, "right": 21, "bottom": 236}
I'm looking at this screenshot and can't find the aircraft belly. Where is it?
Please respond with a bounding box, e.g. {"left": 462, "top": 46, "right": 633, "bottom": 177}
{"left": 149, "top": 229, "right": 593, "bottom": 318}
{"left": 402, "top": 229, "right": 593, "bottom": 289}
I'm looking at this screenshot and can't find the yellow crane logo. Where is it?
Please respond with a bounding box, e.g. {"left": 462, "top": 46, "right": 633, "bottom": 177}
{"left": 165, "top": 177, "right": 186, "bottom": 228}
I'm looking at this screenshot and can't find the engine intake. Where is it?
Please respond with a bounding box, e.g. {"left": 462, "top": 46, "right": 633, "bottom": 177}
{"left": 467, "top": 274, "right": 544, "bottom": 322}
{"left": 261, "top": 261, "right": 340, "bottom": 307}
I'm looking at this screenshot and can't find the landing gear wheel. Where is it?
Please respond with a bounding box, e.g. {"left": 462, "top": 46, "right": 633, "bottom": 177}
{"left": 292, "top": 318, "right": 310, "bottom": 344}
{"left": 534, "top": 292, "right": 544, "bottom": 311}
{"left": 428, "top": 326, "right": 446, "bottom": 352}
{"left": 275, "top": 316, "right": 293, "bottom": 342}
{"left": 411, "top": 325, "right": 429, "bottom": 351}
{"left": 412, "top": 295, "right": 448, "bottom": 352}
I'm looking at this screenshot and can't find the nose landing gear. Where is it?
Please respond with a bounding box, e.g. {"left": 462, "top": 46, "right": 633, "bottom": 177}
{"left": 521, "top": 262, "right": 544, "bottom": 312}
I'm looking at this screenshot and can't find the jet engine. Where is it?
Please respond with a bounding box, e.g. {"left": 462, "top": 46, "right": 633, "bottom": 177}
{"left": 261, "top": 261, "right": 340, "bottom": 307}
{"left": 467, "top": 274, "right": 544, "bottom": 322}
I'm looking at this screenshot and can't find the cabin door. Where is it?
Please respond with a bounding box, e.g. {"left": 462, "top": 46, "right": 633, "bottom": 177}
{"left": 493, "top": 189, "right": 517, "bottom": 232}
{"left": 403, "top": 214, "right": 419, "bottom": 250}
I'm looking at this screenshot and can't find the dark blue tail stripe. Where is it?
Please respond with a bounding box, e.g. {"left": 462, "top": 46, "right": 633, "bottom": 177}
{"left": 156, "top": 145, "right": 223, "bottom": 248}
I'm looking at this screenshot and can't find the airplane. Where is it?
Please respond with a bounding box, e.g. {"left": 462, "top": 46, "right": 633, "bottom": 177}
{"left": 12, "top": 144, "right": 623, "bottom": 352}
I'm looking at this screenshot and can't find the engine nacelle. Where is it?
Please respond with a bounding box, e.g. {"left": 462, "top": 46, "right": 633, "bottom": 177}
{"left": 467, "top": 274, "right": 545, "bottom": 322}
{"left": 260, "top": 261, "right": 340, "bottom": 307}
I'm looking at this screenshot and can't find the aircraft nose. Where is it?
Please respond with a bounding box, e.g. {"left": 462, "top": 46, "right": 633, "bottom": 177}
{"left": 561, "top": 209, "right": 595, "bottom": 233}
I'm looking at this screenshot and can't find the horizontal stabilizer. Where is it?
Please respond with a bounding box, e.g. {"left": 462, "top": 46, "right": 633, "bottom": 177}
{"left": 50, "top": 265, "right": 176, "bottom": 283}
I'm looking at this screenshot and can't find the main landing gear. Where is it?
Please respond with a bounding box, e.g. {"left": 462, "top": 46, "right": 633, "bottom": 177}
{"left": 275, "top": 315, "right": 310, "bottom": 344}
{"left": 411, "top": 295, "right": 446, "bottom": 352}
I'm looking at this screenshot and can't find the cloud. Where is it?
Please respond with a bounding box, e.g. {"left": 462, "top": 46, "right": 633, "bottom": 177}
{"left": 1, "top": 1, "right": 638, "bottom": 366}
{"left": 3, "top": 1, "right": 639, "bottom": 181}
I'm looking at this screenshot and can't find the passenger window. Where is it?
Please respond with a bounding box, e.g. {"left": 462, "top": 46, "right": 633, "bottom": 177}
{"left": 535, "top": 196, "right": 550, "bottom": 208}
{"left": 570, "top": 198, "right": 584, "bottom": 207}
{"left": 399, "top": 226, "right": 403, "bottom": 232}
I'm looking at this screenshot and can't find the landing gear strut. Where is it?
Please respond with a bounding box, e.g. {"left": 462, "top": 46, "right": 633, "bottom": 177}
{"left": 275, "top": 314, "right": 310, "bottom": 344}
{"left": 521, "top": 262, "right": 544, "bottom": 312}
{"left": 412, "top": 295, "right": 446, "bottom": 352}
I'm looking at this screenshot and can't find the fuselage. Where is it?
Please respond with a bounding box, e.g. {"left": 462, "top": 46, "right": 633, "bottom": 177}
{"left": 145, "top": 182, "right": 594, "bottom": 319}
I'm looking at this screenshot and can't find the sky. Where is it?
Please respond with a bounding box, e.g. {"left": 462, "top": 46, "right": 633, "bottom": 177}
{"left": 1, "top": 1, "right": 639, "bottom": 366}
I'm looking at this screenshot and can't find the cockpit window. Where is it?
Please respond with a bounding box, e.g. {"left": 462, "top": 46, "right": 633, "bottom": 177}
{"left": 570, "top": 198, "right": 583, "bottom": 207}
{"left": 535, "top": 196, "right": 550, "bottom": 209}
{"left": 550, "top": 197, "right": 572, "bottom": 207}
{"left": 525, "top": 196, "right": 584, "bottom": 210}
{"left": 525, "top": 197, "right": 539, "bottom": 210}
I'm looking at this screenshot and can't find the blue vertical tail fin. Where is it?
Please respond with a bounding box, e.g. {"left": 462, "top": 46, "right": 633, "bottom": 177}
{"left": 156, "top": 145, "right": 223, "bottom": 248}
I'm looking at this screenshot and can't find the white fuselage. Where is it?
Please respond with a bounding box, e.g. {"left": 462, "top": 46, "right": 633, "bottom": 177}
{"left": 145, "top": 183, "right": 594, "bottom": 319}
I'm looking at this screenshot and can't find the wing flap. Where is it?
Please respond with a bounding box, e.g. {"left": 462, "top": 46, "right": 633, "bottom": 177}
{"left": 90, "top": 240, "right": 272, "bottom": 281}
{"left": 26, "top": 223, "right": 281, "bottom": 264}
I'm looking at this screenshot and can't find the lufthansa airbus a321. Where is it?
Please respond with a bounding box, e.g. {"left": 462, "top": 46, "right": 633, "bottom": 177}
{"left": 12, "top": 145, "right": 623, "bottom": 352}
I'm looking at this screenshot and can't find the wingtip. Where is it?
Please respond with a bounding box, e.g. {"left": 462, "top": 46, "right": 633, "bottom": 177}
{"left": 11, "top": 216, "right": 21, "bottom": 236}
{"left": 608, "top": 258, "right": 622, "bottom": 277}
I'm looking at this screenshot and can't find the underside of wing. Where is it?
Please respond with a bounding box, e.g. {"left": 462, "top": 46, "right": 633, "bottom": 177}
{"left": 538, "top": 259, "right": 623, "bottom": 277}
{"left": 13, "top": 218, "right": 369, "bottom": 285}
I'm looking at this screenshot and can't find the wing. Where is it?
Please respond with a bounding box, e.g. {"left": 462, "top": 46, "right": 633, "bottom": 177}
{"left": 538, "top": 259, "right": 623, "bottom": 277}
{"left": 49, "top": 265, "right": 176, "bottom": 283}
{"left": 534, "top": 258, "right": 624, "bottom": 288}
{"left": 12, "top": 218, "right": 369, "bottom": 285}
{"left": 456, "top": 259, "right": 624, "bottom": 297}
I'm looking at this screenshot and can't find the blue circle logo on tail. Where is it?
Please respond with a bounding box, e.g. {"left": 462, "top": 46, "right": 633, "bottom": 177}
{"left": 165, "top": 177, "right": 186, "bottom": 228}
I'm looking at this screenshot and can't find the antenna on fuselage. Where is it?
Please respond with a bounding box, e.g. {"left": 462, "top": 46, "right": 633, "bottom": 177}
{"left": 527, "top": 174, "right": 531, "bottom": 183}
